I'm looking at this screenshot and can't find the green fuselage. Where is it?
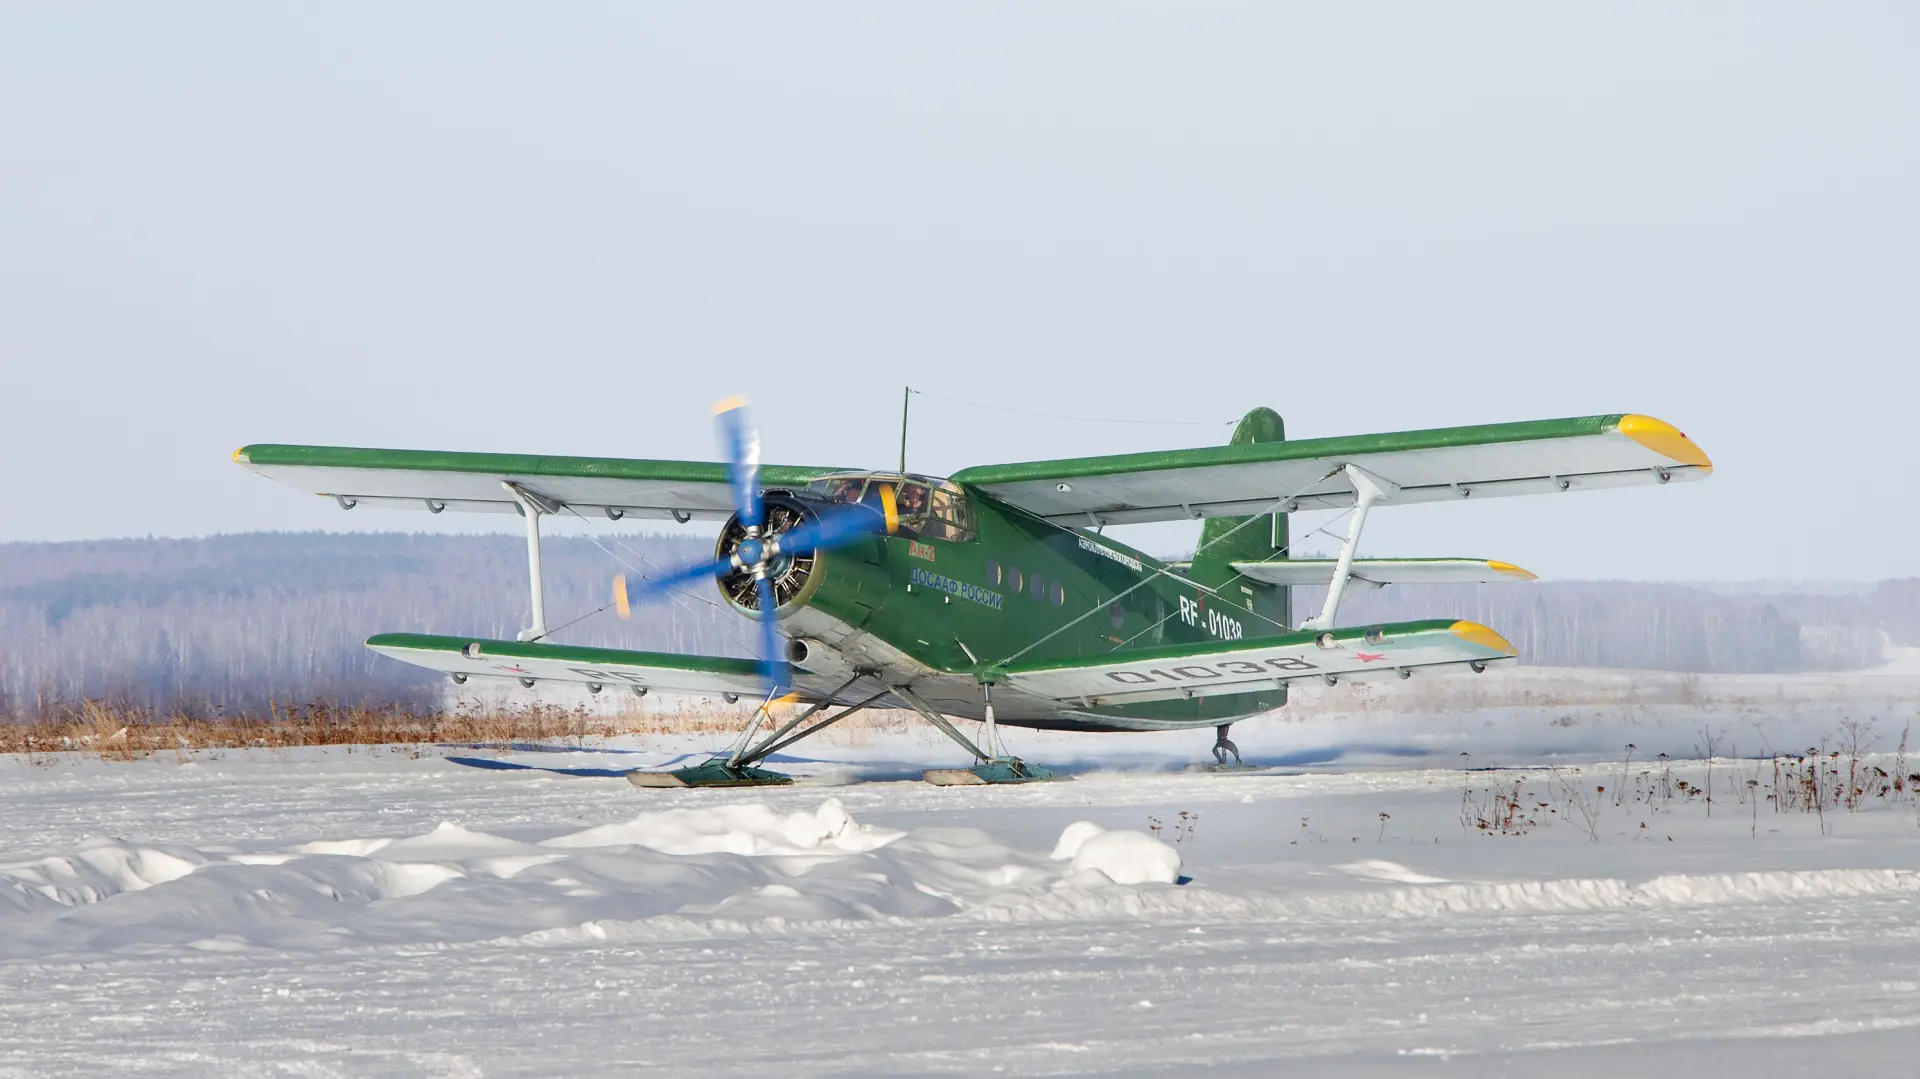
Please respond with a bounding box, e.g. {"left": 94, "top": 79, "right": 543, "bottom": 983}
{"left": 769, "top": 484, "right": 1290, "bottom": 728}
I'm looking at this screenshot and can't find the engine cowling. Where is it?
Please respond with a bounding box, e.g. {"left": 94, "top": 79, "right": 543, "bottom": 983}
{"left": 713, "top": 494, "right": 824, "bottom": 615}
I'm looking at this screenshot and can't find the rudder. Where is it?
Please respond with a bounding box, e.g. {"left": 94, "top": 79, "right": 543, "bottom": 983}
{"left": 1188, "top": 407, "right": 1290, "bottom": 634}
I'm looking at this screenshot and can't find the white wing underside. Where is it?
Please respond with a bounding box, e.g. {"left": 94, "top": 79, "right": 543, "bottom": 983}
{"left": 1001, "top": 621, "right": 1520, "bottom": 707}
{"left": 1229, "top": 558, "right": 1539, "bottom": 588}
{"left": 956, "top": 417, "right": 1712, "bottom": 526}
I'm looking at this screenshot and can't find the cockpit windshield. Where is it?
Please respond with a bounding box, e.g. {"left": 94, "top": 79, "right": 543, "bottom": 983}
{"left": 804, "top": 472, "right": 976, "bottom": 543}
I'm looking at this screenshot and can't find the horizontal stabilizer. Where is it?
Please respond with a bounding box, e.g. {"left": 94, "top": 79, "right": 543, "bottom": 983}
{"left": 1230, "top": 558, "right": 1537, "bottom": 588}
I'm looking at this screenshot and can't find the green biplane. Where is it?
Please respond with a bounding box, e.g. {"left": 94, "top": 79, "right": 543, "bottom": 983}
{"left": 234, "top": 402, "right": 1711, "bottom": 786}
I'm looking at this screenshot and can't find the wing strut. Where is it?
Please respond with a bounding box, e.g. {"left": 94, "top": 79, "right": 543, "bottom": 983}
{"left": 504, "top": 481, "right": 562, "bottom": 641}
{"left": 1299, "top": 464, "right": 1398, "bottom": 631}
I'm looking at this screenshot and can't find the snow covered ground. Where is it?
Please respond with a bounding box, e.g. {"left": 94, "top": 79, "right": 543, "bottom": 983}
{"left": 6, "top": 682, "right": 1920, "bottom": 1076}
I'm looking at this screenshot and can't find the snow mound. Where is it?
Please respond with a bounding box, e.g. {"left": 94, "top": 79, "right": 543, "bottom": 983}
{"left": 1051, "top": 820, "right": 1108, "bottom": 860}
{"left": 1055, "top": 824, "right": 1182, "bottom": 884}
{"left": 0, "top": 838, "right": 205, "bottom": 911}
{"left": 541, "top": 797, "right": 895, "bottom": 856}
{"left": 1336, "top": 859, "right": 1451, "bottom": 884}
{"left": 0, "top": 800, "right": 1180, "bottom": 960}
{"left": 380, "top": 821, "right": 543, "bottom": 859}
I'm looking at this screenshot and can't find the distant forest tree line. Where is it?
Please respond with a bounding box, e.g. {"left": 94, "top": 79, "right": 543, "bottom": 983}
{"left": 0, "top": 532, "right": 1913, "bottom": 718}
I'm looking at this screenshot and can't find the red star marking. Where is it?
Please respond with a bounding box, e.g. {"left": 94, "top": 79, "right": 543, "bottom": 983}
{"left": 1353, "top": 652, "right": 1387, "bottom": 663}
{"left": 492, "top": 664, "right": 532, "bottom": 674}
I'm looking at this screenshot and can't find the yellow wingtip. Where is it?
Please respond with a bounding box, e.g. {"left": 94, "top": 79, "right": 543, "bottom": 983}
{"left": 1618, "top": 414, "right": 1713, "bottom": 472}
{"left": 711, "top": 394, "right": 749, "bottom": 416}
{"left": 231, "top": 447, "right": 247, "bottom": 464}
{"left": 1450, "top": 620, "right": 1517, "bottom": 655}
{"left": 1486, "top": 560, "right": 1538, "bottom": 581}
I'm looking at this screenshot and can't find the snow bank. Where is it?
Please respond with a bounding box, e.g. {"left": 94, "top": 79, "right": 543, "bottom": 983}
{"left": 0, "top": 837, "right": 205, "bottom": 910}
{"left": 973, "top": 865, "right": 1920, "bottom": 925}
{"left": 543, "top": 798, "right": 896, "bottom": 856}
{"left": 12, "top": 769, "right": 1910, "bottom": 970}
{"left": 0, "top": 799, "right": 1179, "bottom": 961}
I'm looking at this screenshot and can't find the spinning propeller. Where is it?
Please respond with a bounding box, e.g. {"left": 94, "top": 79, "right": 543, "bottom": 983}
{"left": 614, "top": 397, "right": 896, "bottom": 694}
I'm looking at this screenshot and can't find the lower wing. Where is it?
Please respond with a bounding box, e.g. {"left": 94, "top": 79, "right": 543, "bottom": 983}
{"left": 999, "top": 620, "right": 1518, "bottom": 706}
{"left": 365, "top": 634, "right": 852, "bottom": 702}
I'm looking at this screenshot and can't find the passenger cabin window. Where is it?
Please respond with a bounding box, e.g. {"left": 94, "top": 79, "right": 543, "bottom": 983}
{"left": 803, "top": 472, "right": 976, "bottom": 543}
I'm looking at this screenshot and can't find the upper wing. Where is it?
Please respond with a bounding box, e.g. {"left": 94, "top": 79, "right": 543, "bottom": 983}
{"left": 1000, "top": 620, "right": 1519, "bottom": 706}
{"left": 366, "top": 633, "right": 860, "bottom": 702}
{"left": 950, "top": 414, "right": 1711, "bottom": 525}
{"left": 234, "top": 444, "right": 844, "bottom": 521}
{"left": 1229, "top": 558, "right": 1538, "bottom": 587}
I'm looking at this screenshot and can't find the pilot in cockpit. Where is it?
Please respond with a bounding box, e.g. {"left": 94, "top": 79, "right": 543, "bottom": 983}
{"left": 894, "top": 482, "right": 928, "bottom": 521}
{"left": 820, "top": 477, "right": 863, "bottom": 504}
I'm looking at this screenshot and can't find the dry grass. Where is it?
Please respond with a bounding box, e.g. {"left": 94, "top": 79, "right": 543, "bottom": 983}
{"left": 0, "top": 697, "right": 924, "bottom": 760}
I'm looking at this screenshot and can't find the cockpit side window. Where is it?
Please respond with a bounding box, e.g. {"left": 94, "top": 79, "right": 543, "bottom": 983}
{"left": 855, "top": 479, "right": 900, "bottom": 519}
{"left": 809, "top": 476, "right": 865, "bottom": 504}
{"left": 865, "top": 480, "right": 937, "bottom": 534}
{"left": 922, "top": 486, "right": 975, "bottom": 542}
{"left": 893, "top": 481, "right": 931, "bottom": 523}
{"left": 805, "top": 473, "right": 975, "bottom": 542}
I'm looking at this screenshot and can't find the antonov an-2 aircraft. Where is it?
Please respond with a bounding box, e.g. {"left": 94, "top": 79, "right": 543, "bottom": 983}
{"left": 234, "top": 402, "right": 1711, "bottom": 786}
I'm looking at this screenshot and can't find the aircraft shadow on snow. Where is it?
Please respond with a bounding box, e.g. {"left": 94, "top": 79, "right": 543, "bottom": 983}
{"left": 441, "top": 742, "right": 1433, "bottom": 780}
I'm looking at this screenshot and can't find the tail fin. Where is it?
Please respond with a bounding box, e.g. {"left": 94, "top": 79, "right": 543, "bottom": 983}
{"left": 1189, "top": 407, "right": 1290, "bottom": 634}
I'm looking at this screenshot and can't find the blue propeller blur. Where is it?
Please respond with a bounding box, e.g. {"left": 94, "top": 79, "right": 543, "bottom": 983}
{"left": 617, "top": 397, "right": 894, "bottom": 694}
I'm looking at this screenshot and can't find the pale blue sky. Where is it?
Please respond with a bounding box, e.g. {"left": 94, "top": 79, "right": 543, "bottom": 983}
{"left": 2, "top": 3, "right": 1914, "bottom": 579}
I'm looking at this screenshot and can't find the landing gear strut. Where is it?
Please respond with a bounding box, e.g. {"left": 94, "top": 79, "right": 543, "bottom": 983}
{"left": 625, "top": 678, "right": 1070, "bottom": 788}
{"left": 1185, "top": 723, "right": 1258, "bottom": 774}
{"left": 1212, "top": 724, "right": 1243, "bottom": 767}
{"left": 901, "top": 683, "right": 1066, "bottom": 786}
{"left": 627, "top": 675, "right": 884, "bottom": 788}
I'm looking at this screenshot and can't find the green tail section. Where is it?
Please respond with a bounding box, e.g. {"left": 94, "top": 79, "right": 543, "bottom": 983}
{"left": 1189, "top": 407, "right": 1291, "bottom": 637}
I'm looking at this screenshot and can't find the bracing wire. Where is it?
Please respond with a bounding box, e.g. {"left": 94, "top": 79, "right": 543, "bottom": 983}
{"left": 908, "top": 388, "right": 1236, "bottom": 428}
{"left": 1105, "top": 507, "right": 1364, "bottom": 650}
{"left": 555, "top": 505, "right": 761, "bottom": 657}
{"left": 993, "top": 466, "right": 1347, "bottom": 668}
{"left": 536, "top": 598, "right": 618, "bottom": 641}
